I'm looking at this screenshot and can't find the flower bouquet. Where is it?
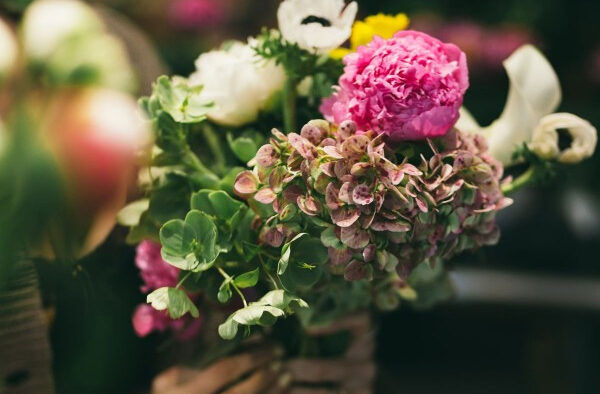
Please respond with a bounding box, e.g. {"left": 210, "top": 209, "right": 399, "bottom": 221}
{"left": 122, "top": 0, "right": 597, "bottom": 350}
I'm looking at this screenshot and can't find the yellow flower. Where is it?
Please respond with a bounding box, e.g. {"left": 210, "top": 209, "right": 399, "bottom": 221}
{"left": 331, "top": 13, "right": 410, "bottom": 59}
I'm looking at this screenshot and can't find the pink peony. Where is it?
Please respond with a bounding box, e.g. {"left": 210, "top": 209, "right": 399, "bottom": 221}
{"left": 321, "top": 30, "right": 469, "bottom": 141}
{"left": 132, "top": 304, "right": 202, "bottom": 341}
{"left": 135, "top": 240, "right": 179, "bottom": 293}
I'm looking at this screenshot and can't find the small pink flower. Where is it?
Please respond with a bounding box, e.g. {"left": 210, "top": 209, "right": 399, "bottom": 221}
{"left": 321, "top": 30, "right": 469, "bottom": 141}
{"left": 132, "top": 304, "right": 202, "bottom": 341}
{"left": 168, "top": 0, "right": 225, "bottom": 30}
{"left": 135, "top": 240, "right": 179, "bottom": 293}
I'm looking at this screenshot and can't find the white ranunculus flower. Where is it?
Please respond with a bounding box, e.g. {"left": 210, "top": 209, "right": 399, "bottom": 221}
{"left": 530, "top": 113, "right": 597, "bottom": 164}
{"left": 278, "top": 0, "right": 358, "bottom": 53}
{"left": 21, "top": 0, "right": 105, "bottom": 61}
{"left": 0, "top": 18, "right": 18, "bottom": 81}
{"left": 189, "top": 41, "right": 286, "bottom": 127}
{"left": 456, "top": 45, "right": 562, "bottom": 165}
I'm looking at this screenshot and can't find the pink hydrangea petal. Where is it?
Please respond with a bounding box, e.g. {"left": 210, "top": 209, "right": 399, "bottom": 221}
{"left": 255, "top": 188, "right": 277, "bottom": 204}
{"left": 234, "top": 170, "right": 259, "bottom": 197}
{"left": 330, "top": 207, "right": 360, "bottom": 228}
{"left": 340, "top": 224, "right": 370, "bottom": 249}
{"left": 255, "top": 145, "right": 279, "bottom": 168}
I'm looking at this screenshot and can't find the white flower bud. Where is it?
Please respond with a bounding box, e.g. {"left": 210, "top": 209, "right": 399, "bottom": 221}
{"left": 21, "top": 0, "right": 105, "bottom": 61}
{"left": 530, "top": 113, "right": 597, "bottom": 164}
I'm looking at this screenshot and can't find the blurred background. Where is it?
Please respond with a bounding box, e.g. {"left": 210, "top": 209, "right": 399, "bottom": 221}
{"left": 1, "top": 0, "right": 599, "bottom": 393}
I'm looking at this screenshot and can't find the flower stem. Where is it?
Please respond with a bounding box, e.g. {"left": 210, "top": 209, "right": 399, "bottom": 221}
{"left": 201, "top": 124, "right": 226, "bottom": 175}
{"left": 501, "top": 166, "right": 536, "bottom": 195}
{"left": 217, "top": 266, "right": 248, "bottom": 307}
{"left": 258, "top": 254, "right": 280, "bottom": 290}
{"left": 176, "top": 271, "right": 193, "bottom": 289}
{"left": 283, "top": 78, "right": 298, "bottom": 132}
{"left": 184, "top": 148, "right": 217, "bottom": 177}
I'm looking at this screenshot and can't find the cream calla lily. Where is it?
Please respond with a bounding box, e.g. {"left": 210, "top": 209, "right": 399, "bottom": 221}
{"left": 530, "top": 113, "right": 597, "bottom": 164}
{"left": 456, "top": 45, "right": 563, "bottom": 164}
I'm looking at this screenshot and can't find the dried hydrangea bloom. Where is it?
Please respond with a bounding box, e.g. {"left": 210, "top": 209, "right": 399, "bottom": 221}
{"left": 235, "top": 120, "right": 511, "bottom": 290}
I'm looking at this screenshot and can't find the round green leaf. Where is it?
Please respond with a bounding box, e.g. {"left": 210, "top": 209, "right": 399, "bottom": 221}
{"left": 160, "top": 219, "right": 195, "bottom": 256}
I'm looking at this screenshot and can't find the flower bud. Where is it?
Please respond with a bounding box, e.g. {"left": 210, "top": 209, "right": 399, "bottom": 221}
{"left": 21, "top": 0, "right": 136, "bottom": 92}
{"left": 21, "top": 0, "right": 104, "bottom": 61}
{"left": 39, "top": 88, "right": 150, "bottom": 257}
{"left": 530, "top": 113, "right": 597, "bottom": 164}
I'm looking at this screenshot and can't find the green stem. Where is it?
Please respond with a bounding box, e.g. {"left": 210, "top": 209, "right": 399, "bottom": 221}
{"left": 184, "top": 148, "right": 217, "bottom": 177}
{"left": 283, "top": 78, "right": 298, "bottom": 132}
{"left": 217, "top": 266, "right": 248, "bottom": 307}
{"left": 201, "top": 124, "right": 226, "bottom": 175}
{"left": 176, "top": 271, "right": 193, "bottom": 289}
{"left": 258, "top": 254, "right": 280, "bottom": 290}
{"left": 501, "top": 166, "right": 536, "bottom": 195}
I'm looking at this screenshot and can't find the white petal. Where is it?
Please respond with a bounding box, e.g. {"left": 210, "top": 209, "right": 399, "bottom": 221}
{"left": 190, "top": 40, "right": 285, "bottom": 127}
{"left": 455, "top": 107, "right": 482, "bottom": 135}
{"left": 277, "top": 0, "right": 356, "bottom": 53}
{"left": 338, "top": 1, "right": 358, "bottom": 28}
{"left": 540, "top": 113, "right": 597, "bottom": 164}
{"left": 464, "top": 45, "right": 562, "bottom": 165}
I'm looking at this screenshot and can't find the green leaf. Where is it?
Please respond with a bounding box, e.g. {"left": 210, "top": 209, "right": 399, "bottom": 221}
{"left": 277, "top": 233, "right": 307, "bottom": 275}
{"left": 218, "top": 316, "right": 239, "bottom": 340}
{"left": 257, "top": 290, "right": 309, "bottom": 310}
{"left": 279, "top": 236, "right": 327, "bottom": 292}
{"left": 208, "top": 191, "right": 245, "bottom": 221}
{"left": 217, "top": 279, "right": 233, "bottom": 303}
{"left": 320, "top": 227, "right": 341, "bottom": 248}
{"left": 190, "top": 190, "right": 213, "bottom": 214}
{"left": 234, "top": 268, "right": 259, "bottom": 288}
{"left": 217, "top": 290, "right": 308, "bottom": 340}
{"left": 159, "top": 219, "right": 195, "bottom": 257}
{"left": 149, "top": 173, "right": 191, "bottom": 223}
{"left": 228, "top": 134, "right": 259, "bottom": 163}
{"left": 125, "top": 211, "right": 160, "bottom": 244}
{"left": 147, "top": 287, "right": 199, "bottom": 319}
{"left": 191, "top": 190, "right": 245, "bottom": 222}
{"left": 185, "top": 210, "right": 219, "bottom": 269}
{"left": 160, "top": 250, "right": 197, "bottom": 271}
{"left": 233, "top": 305, "right": 284, "bottom": 325}
{"left": 117, "top": 199, "right": 150, "bottom": 227}
{"left": 154, "top": 76, "right": 211, "bottom": 124}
